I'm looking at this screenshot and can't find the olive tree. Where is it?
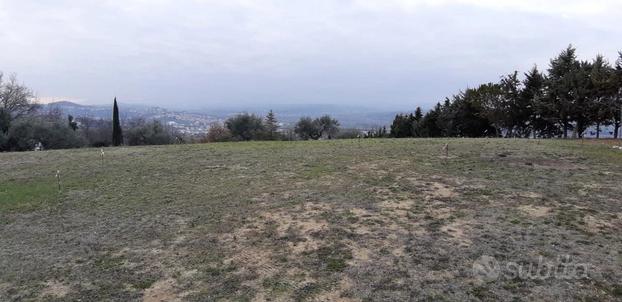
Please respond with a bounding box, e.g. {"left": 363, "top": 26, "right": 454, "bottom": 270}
{"left": 225, "top": 113, "right": 265, "bottom": 141}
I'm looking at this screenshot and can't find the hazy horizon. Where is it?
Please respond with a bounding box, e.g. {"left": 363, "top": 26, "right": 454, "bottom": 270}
{"left": 1, "top": 0, "right": 621, "bottom": 110}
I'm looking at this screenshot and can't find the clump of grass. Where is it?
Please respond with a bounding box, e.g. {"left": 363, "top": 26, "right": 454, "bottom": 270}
{"left": 262, "top": 276, "right": 291, "bottom": 294}
{"left": 314, "top": 244, "right": 352, "bottom": 272}
{"left": 94, "top": 253, "right": 125, "bottom": 271}
{"left": 611, "top": 284, "right": 622, "bottom": 297}
{"left": 555, "top": 206, "right": 587, "bottom": 230}
{"left": 292, "top": 282, "right": 322, "bottom": 302}
{"left": 131, "top": 276, "right": 158, "bottom": 290}
{"left": 470, "top": 285, "right": 496, "bottom": 300}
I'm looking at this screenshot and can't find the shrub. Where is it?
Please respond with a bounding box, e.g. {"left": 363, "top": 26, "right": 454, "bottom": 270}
{"left": 6, "top": 116, "right": 85, "bottom": 151}
{"left": 225, "top": 113, "right": 265, "bottom": 141}
{"left": 204, "top": 122, "right": 232, "bottom": 142}
{"left": 0, "top": 131, "right": 7, "bottom": 151}
{"left": 76, "top": 117, "right": 113, "bottom": 147}
{"left": 125, "top": 119, "right": 176, "bottom": 146}
{"left": 335, "top": 128, "right": 361, "bottom": 139}
{"left": 294, "top": 117, "right": 321, "bottom": 140}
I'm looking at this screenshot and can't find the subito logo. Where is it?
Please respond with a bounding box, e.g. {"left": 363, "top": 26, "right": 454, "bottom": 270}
{"left": 472, "top": 255, "right": 500, "bottom": 282}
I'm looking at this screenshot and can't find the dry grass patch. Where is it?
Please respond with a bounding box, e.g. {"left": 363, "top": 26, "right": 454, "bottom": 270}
{"left": 313, "top": 277, "right": 358, "bottom": 302}
{"left": 518, "top": 205, "right": 552, "bottom": 218}
{"left": 39, "top": 280, "right": 71, "bottom": 299}
{"left": 142, "top": 279, "right": 180, "bottom": 302}
{"left": 439, "top": 219, "right": 473, "bottom": 247}
{"left": 583, "top": 215, "right": 616, "bottom": 234}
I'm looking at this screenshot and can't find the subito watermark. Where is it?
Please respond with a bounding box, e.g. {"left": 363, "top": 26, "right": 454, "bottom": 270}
{"left": 472, "top": 254, "right": 591, "bottom": 282}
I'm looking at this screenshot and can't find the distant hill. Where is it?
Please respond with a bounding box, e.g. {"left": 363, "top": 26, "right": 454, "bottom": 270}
{"left": 43, "top": 101, "right": 170, "bottom": 120}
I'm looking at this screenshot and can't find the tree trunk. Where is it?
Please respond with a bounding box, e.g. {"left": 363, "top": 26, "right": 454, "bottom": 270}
{"left": 596, "top": 122, "right": 600, "bottom": 139}
{"left": 563, "top": 121, "right": 569, "bottom": 139}
{"left": 615, "top": 121, "right": 620, "bottom": 139}
{"left": 576, "top": 120, "right": 584, "bottom": 139}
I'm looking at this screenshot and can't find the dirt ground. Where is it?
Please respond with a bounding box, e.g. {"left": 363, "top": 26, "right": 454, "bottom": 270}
{"left": 1, "top": 138, "right": 621, "bottom": 301}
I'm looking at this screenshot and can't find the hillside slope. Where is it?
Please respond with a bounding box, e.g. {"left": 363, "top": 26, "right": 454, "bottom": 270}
{"left": 1, "top": 139, "right": 621, "bottom": 301}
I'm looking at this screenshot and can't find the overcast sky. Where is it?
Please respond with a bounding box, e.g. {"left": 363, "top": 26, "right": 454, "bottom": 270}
{"left": 1, "top": 0, "right": 621, "bottom": 110}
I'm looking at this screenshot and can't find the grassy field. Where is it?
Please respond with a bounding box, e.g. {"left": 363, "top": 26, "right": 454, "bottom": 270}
{"left": 1, "top": 138, "right": 621, "bottom": 301}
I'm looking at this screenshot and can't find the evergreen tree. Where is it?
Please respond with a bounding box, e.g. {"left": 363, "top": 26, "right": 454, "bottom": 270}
{"left": 476, "top": 82, "right": 505, "bottom": 137}
{"left": 412, "top": 107, "right": 424, "bottom": 137}
{"left": 523, "top": 66, "right": 557, "bottom": 137}
{"left": 546, "top": 45, "right": 580, "bottom": 138}
{"left": 264, "top": 110, "right": 279, "bottom": 140}
{"left": 572, "top": 60, "right": 593, "bottom": 138}
{"left": 420, "top": 103, "right": 442, "bottom": 137}
{"left": 437, "top": 98, "right": 455, "bottom": 137}
{"left": 586, "top": 55, "right": 615, "bottom": 138}
{"left": 500, "top": 72, "right": 531, "bottom": 137}
{"left": 414, "top": 107, "right": 423, "bottom": 121}
{"left": 453, "top": 89, "right": 495, "bottom": 137}
{"left": 390, "top": 114, "right": 412, "bottom": 138}
{"left": 389, "top": 114, "right": 401, "bottom": 137}
{"left": 112, "top": 97, "right": 123, "bottom": 146}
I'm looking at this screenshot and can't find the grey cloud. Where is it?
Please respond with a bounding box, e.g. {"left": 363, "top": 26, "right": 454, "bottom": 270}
{"left": 0, "top": 0, "right": 620, "bottom": 109}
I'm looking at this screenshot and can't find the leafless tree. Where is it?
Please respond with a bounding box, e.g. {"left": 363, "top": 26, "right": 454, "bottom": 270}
{"left": 0, "top": 72, "right": 38, "bottom": 119}
{"left": 205, "top": 122, "right": 232, "bottom": 142}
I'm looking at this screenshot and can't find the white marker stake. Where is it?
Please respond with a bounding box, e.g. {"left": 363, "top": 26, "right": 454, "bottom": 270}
{"left": 100, "top": 148, "right": 105, "bottom": 167}
{"left": 55, "top": 170, "right": 61, "bottom": 193}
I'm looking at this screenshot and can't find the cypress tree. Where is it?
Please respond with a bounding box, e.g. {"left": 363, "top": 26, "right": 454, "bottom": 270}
{"left": 613, "top": 52, "right": 622, "bottom": 139}
{"left": 112, "top": 97, "right": 123, "bottom": 146}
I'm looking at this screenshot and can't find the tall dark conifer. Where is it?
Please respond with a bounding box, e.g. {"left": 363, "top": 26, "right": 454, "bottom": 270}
{"left": 112, "top": 97, "right": 123, "bottom": 146}
{"left": 614, "top": 52, "right": 622, "bottom": 139}
{"left": 412, "top": 107, "right": 424, "bottom": 137}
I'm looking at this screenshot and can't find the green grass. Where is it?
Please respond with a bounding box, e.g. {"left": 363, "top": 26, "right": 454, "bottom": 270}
{"left": 0, "top": 180, "right": 58, "bottom": 211}
{"left": 1, "top": 138, "right": 621, "bottom": 301}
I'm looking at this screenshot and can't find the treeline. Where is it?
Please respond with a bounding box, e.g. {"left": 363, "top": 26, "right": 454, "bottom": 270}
{"left": 391, "top": 46, "right": 622, "bottom": 139}
{"left": 0, "top": 109, "right": 181, "bottom": 152}
{"left": 0, "top": 70, "right": 346, "bottom": 151}
{"left": 202, "top": 112, "right": 342, "bottom": 142}
{"left": 0, "top": 74, "right": 182, "bottom": 151}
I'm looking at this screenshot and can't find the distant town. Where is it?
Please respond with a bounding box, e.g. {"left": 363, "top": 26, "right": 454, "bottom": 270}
{"left": 41, "top": 101, "right": 399, "bottom": 135}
